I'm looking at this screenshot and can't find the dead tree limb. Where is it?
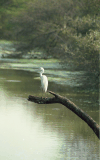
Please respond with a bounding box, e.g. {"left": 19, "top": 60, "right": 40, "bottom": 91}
{"left": 28, "top": 91, "right": 100, "bottom": 139}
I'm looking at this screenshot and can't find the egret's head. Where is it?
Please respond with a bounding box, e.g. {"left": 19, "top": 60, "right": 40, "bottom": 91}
{"left": 39, "top": 67, "right": 44, "bottom": 73}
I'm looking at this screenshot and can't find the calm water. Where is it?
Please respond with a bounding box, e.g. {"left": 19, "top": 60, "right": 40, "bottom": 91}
{"left": 0, "top": 69, "right": 99, "bottom": 160}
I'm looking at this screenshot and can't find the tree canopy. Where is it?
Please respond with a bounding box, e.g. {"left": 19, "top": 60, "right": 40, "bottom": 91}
{"left": 0, "top": 0, "right": 100, "bottom": 71}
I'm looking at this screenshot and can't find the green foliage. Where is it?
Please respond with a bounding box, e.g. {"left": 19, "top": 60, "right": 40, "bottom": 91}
{"left": 77, "top": 0, "right": 100, "bottom": 16}
{"left": 0, "top": 0, "right": 100, "bottom": 71}
{"left": 72, "top": 15, "right": 99, "bottom": 35}
{"left": 72, "top": 30, "right": 99, "bottom": 71}
{"left": 61, "top": 15, "right": 100, "bottom": 71}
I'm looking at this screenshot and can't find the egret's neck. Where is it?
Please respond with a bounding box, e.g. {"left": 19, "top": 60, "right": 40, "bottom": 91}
{"left": 40, "top": 73, "right": 42, "bottom": 77}
{"left": 40, "top": 71, "right": 44, "bottom": 77}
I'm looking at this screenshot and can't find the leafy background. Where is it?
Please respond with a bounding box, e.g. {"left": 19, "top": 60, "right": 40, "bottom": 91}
{"left": 0, "top": 0, "right": 100, "bottom": 71}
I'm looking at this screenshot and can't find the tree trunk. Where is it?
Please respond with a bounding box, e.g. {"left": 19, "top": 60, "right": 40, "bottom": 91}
{"left": 28, "top": 91, "right": 100, "bottom": 139}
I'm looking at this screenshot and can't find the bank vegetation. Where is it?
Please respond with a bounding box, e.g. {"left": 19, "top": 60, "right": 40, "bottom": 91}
{"left": 0, "top": 0, "right": 100, "bottom": 71}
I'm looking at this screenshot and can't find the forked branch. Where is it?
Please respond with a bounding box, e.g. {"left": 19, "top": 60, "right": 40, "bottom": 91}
{"left": 28, "top": 91, "right": 100, "bottom": 139}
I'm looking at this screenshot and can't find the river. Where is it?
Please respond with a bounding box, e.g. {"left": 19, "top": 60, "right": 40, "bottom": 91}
{"left": 0, "top": 60, "right": 99, "bottom": 160}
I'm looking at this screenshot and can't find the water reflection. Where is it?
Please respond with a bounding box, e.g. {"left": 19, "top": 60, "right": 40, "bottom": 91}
{"left": 0, "top": 90, "right": 61, "bottom": 160}
{"left": 0, "top": 69, "right": 99, "bottom": 160}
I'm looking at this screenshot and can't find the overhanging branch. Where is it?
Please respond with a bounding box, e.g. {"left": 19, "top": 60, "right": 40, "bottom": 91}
{"left": 28, "top": 91, "right": 100, "bottom": 139}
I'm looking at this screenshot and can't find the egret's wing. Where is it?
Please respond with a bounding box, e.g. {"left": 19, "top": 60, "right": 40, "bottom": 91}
{"left": 41, "top": 75, "right": 48, "bottom": 92}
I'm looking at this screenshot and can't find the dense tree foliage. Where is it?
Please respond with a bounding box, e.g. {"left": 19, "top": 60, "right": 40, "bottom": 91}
{"left": 0, "top": 0, "right": 100, "bottom": 71}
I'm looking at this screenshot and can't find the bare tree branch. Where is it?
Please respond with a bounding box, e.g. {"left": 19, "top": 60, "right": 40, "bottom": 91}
{"left": 28, "top": 91, "right": 100, "bottom": 139}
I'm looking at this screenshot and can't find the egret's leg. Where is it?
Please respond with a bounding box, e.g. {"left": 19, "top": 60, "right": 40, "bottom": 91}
{"left": 45, "top": 91, "right": 48, "bottom": 98}
{"left": 42, "top": 92, "right": 44, "bottom": 98}
{"left": 41, "top": 87, "right": 43, "bottom": 98}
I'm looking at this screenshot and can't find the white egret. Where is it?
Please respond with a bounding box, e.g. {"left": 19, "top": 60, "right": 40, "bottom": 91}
{"left": 39, "top": 67, "right": 48, "bottom": 96}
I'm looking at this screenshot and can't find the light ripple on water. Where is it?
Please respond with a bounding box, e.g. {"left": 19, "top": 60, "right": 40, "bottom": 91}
{"left": 34, "top": 76, "right": 83, "bottom": 87}
{"left": 6, "top": 80, "right": 21, "bottom": 82}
